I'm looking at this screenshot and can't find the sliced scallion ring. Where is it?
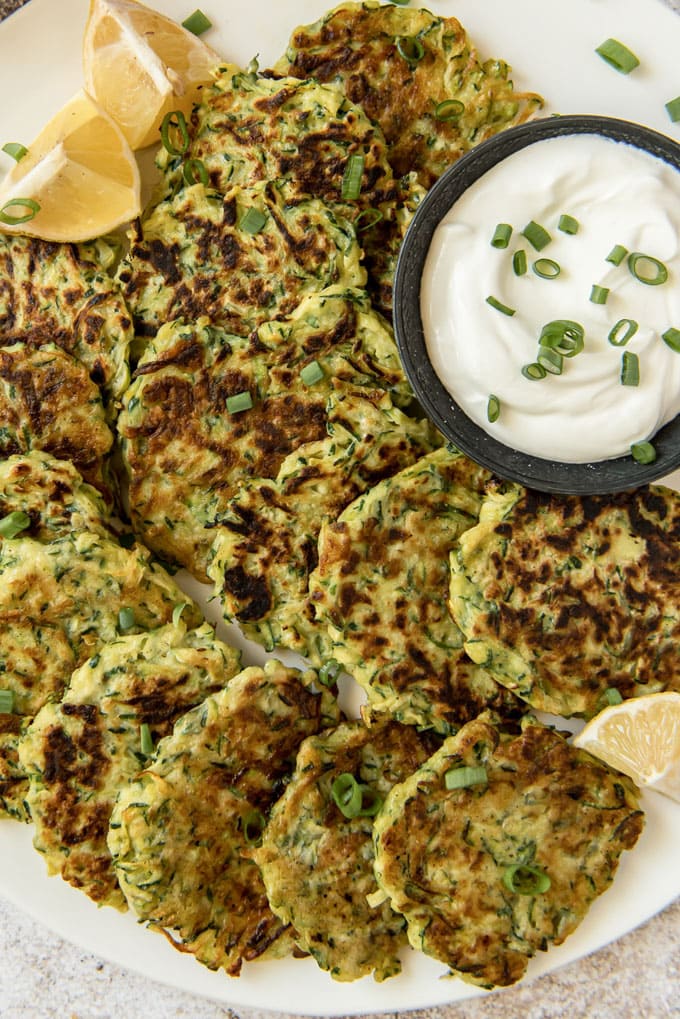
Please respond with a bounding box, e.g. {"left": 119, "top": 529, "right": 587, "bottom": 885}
{"left": 2, "top": 142, "right": 27, "bottom": 162}
{"left": 239, "top": 206, "right": 267, "bottom": 234}
{"left": 606, "top": 243, "right": 628, "bottom": 266}
{"left": 118, "top": 607, "right": 135, "bottom": 631}
{"left": 631, "top": 440, "right": 657, "bottom": 464}
{"left": 0, "top": 510, "right": 30, "bottom": 538}
{"left": 661, "top": 326, "right": 680, "bottom": 353}
{"left": 627, "top": 251, "right": 668, "bottom": 286}
{"left": 665, "top": 96, "right": 680, "bottom": 123}
{"left": 300, "top": 359, "right": 324, "bottom": 386}
{"left": 0, "top": 689, "right": 15, "bottom": 714}
{"left": 539, "top": 320, "right": 585, "bottom": 358}
{"left": 490, "top": 223, "right": 512, "bottom": 249}
{"left": 589, "top": 284, "right": 610, "bottom": 305}
{"left": 487, "top": 394, "right": 500, "bottom": 423}
{"left": 357, "top": 786, "right": 383, "bottom": 817}
{"left": 341, "top": 154, "right": 365, "bottom": 201}
{"left": 331, "top": 773, "right": 364, "bottom": 818}
{"left": 434, "top": 98, "right": 465, "bottom": 121}
{"left": 183, "top": 157, "right": 209, "bottom": 185}
{"left": 532, "top": 257, "right": 560, "bottom": 279}
{"left": 620, "top": 350, "right": 640, "bottom": 387}
{"left": 558, "top": 213, "right": 579, "bottom": 235}
{"left": 502, "top": 864, "right": 551, "bottom": 895}
{"left": 512, "top": 249, "right": 527, "bottom": 276}
{"left": 604, "top": 687, "right": 623, "bottom": 705}
{"left": 160, "top": 110, "right": 190, "bottom": 156}
{"left": 140, "top": 722, "right": 154, "bottom": 756}
{"left": 354, "top": 207, "right": 383, "bottom": 232}
{"left": 522, "top": 361, "right": 547, "bottom": 381}
{"left": 595, "top": 38, "right": 640, "bottom": 74}
{"left": 226, "top": 390, "right": 253, "bottom": 414}
{"left": 396, "top": 35, "right": 425, "bottom": 64}
{"left": 242, "top": 808, "right": 266, "bottom": 846}
{"left": 537, "top": 346, "right": 564, "bottom": 375}
{"left": 486, "top": 295, "right": 515, "bottom": 316}
{"left": 318, "top": 659, "right": 342, "bottom": 687}
{"left": 181, "top": 8, "right": 212, "bottom": 34}
{"left": 521, "top": 219, "right": 551, "bottom": 251}
{"left": 0, "top": 197, "right": 40, "bottom": 226}
{"left": 608, "top": 318, "right": 638, "bottom": 346}
{"left": 444, "top": 765, "right": 487, "bottom": 791}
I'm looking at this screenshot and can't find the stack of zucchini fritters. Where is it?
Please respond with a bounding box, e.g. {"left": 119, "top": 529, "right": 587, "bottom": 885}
{"left": 2, "top": 1, "right": 676, "bottom": 991}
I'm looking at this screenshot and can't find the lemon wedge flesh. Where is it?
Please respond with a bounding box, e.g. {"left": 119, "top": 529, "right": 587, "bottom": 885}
{"left": 573, "top": 691, "right": 680, "bottom": 802}
{"left": 83, "top": 0, "right": 220, "bottom": 150}
{"left": 0, "top": 89, "right": 141, "bottom": 243}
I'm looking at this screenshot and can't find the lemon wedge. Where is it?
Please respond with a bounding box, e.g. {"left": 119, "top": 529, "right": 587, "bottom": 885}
{"left": 0, "top": 89, "right": 141, "bottom": 243}
{"left": 573, "top": 691, "right": 680, "bottom": 802}
{"left": 83, "top": 0, "right": 220, "bottom": 150}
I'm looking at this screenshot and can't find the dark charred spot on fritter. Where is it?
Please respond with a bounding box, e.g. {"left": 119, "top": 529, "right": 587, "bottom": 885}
{"left": 222, "top": 565, "right": 271, "bottom": 620}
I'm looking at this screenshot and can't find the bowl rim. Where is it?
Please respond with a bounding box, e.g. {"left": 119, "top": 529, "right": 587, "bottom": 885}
{"left": 393, "top": 113, "right": 680, "bottom": 494}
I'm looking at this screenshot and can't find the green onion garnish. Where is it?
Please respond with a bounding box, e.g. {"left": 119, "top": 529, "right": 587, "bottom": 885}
{"left": 539, "top": 320, "right": 585, "bottom": 358}
{"left": 239, "top": 206, "right": 267, "bottom": 234}
{"left": 487, "top": 394, "right": 500, "bottom": 423}
{"left": 608, "top": 318, "right": 638, "bottom": 346}
{"left": 357, "top": 786, "right": 383, "bottom": 818}
{"left": 341, "top": 154, "right": 365, "bottom": 201}
{"left": 396, "top": 35, "right": 425, "bottom": 64}
{"left": 242, "top": 808, "right": 266, "bottom": 846}
{"left": 434, "top": 99, "right": 465, "bottom": 121}
{"left": 620, "top": 350, "right": 640, "bottom": 387}
{"left": 512, "top": 249, "right": 527, "bottom": 276}
{"left": 226, "top": 390, "right": 253, "bottom": 414}
{"left": 532, "top": 257, "right": 560, "bottom": 279}
{"left": 2, "top": 142, "right": 27, "bottom": 162}
{"left": 140, "top": 723, "right": 154, "bottom": 756}
{"left": 318, "top": 659, "right": 342, "bottom": 687}
{"left": 444, "top": 765, "right": 487, "bottom": 791}
{"left": 0, "top": 510, "right": 30, "bottom": 538}
{"left": 558, "top": 214, "right": 579, "bottom": 235}
{"left": 183, "top": 157, "right": 209, "bottom": 186}
{"left": 596, "top": 38, "right": 640, "bottom": 74}
{"left": 486, "top": 295, "right": 515, "bottom": 316}
{"left": 181, "top": 8, "right": 212, "bottom": 34}
{"left": 521, "top": 220, "right": 551, "bottom": 251}
{"left": 604, "top": 687, "right": 623, "bottom": 705}
{"left": 329, "top": 773, "right": 382, "bottom": 819}
{"left": 665, "top": 96, "right": 680, "bottom": 123}
{"left": 118, "top": 607, "right": 135, "bottom": 631}
{"left": 537, "top": 346, "right": 564, "bottom": 375}
{"left": 606, "top": 243, "right": 628, "bottom": 266}
{"left": 631, "top": 441, "right": 656, "bottom": 464}
{"left": 522, "top": 361, "right": 547, "bottom": 381}
{"left": 627, "top": 251, "right": 668, "bottom": 286}
{"left": 0, "top": 689, "right": 14, "bottom": 714}
{"left": 354, "top": 207, "right": 383, "bottom": 232}
{"left": 160, "top": 110, "right": 190, "bottom": 156}
{"left": 0, "top": 197, "right": 40, "bottom": 226}
{"left": 661, "top": 327, "right": 680, "bottom": 353}
{"left": 172, "top": 601, "right": 188, "bottom": 627}
{"left": 300, "top": 360, "right": 324, "bottom": 386}
{"left": 502, "top": 864, "right": 551, "bottom": 895}
{"left": 490, "top": 223, "right": 512, "bottom": 249}
{"left": 589, "top": 284, "right": 610, "bottom": 305}
{"left": 388, "top": 0, "right": 411, "bottom": 5}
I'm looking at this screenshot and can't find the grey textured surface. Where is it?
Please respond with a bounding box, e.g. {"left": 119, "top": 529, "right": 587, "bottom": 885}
{"left": 0, "top": 0, "right": 679, "bottom": 1016}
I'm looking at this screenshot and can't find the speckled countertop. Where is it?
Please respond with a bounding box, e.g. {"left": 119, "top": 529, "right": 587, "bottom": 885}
{"left": 0, "top": 0, "right": 679, "bottom": 1016}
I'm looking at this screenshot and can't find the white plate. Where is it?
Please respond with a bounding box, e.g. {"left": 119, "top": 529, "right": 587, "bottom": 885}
{"left": 0, "top": 0, "right": 679, "bottom": 1013}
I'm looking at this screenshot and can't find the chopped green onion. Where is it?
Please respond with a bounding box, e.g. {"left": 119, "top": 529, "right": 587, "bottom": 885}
{"left": 318, "top": 659, "right": 342, "bottom": 687}
{"left": 521, "top": 220, "right": 551, "bottom": 251}
{"left": 606, "top": 244, "right": 628, "bottom": 266}
{"left": 396, "top": 35, "right": 425, "bottom": 64}
{"left": 140, "top": 723, "right": 154, "bottom": 756}
{"left": 0, "top": 510, "right": 30, "bottom": 538}
{"left": 490, "top": 223, "right": 512, "bottom": 249}
{"left": 239, "top": 206, "right": 267, "bottom": 234}
{"left": 181, "top": 8, "right": 212, "bottom": 34}
{"left": 226, "top": 390, "right": 253, "bottom": 414}
{"left": 558, "top": 213, "right": 579, "bottom": 235}
{"left": 522, "top": 361, "right": 547, "bottom": 381}
{"left": 539, "top": 320, "right": 585, "bottom": 358}
{"left": 0, "top": 690, "right": 14, "bottom": 714}
{"left": 532, "top": 257, "right": 560, "bottom": 279}
{"left": 487, "top": 394, "right": 501, "bottom": 423}
{"left": 665, "top": 96, "right": 680, "bottom": 123}
{"left": 118, "top": 607, "right": 135, "bottom": 631}
{"left": 627, "top": 251, "right": 668, "bottom": 286}
{"left": 300, "top": 360, "right": 324, "bottom": 386}
{"left": 512, "top": 249, "right": 527, "bottom": 276}
{"left": 331, "top": 773, "right": 364, "bottom": 818}
{"left": 434, "top": 99, "right": 465, "bottom": 121}
{"left": 0, "top": 197, "right": 40, "bottom": 226}
{"left": 354, "top": 207, "right": 383, "bottom": 232}
{"left": 596, "top": 38, "right": 640, "bottom": 74}
{"left": 444, "top": 765, "right": 487, "bottom": 791}
{"left": 183, "top": 157, "right": 209, "bottom": 185}
{"left": 608, "top": 318, "right": 638, "bottom": 346}
{"left": 341, "top": 154, "right": 365, "bottom": 201}
{"left": 486, "top": 295, "right": 515, "bottom": 316}
{"left": 160, "top": 110, "right": 190, "bottom": 156}
{"left": 172, "top": 601, "right": 188, "bottom": 627}
{"left": 604, "top": 687, "right": 623, "bottom": 705}
{"left": 589, "top": 284, "right": 610, "bottom": 305}
{"left": 2, "top": 142, "right": 27, "bottom": 162}
{"left": 661, "top": 327, "right": 680, "bottom": 353}
{"left": 537, "top": 346, "right": 564, "bottom": 375}
{"left": 242, "top": 808, "right": 266, "bottom": 846}
{"left": 357, "top": 786, "right": 383, "bottom": 818}
{"left": 502, "top": 864, "right": 551, "bottom": 895}
{"left": 620, "top": 350, "right": 640, "bottom": 387}
{"left": 389, "top": 0, "right": 411, "bottom": 4}
{"left": 631, "top": 440, "right": 656, "bottom": 464}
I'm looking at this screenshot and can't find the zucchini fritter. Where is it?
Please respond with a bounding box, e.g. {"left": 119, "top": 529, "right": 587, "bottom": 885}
{"left": 373, "top": 715, "right": 644, "bottom": 988}
{"left": 108, "top": 661, "right": 340, "bottom": 976}
{"left": 19, "top": 622, "right": 241, "bottom": 909}
{"left": 310, "top": 447, "right": 522, "bottom": 731}
{"left": 449, "top": 483, "right": 680, "bottom": 717}
{"left": 254, "top": 719, "right": 434, "bottom": 982}
{"left": 275, "top": 1, "right": 543, "bottom": 189}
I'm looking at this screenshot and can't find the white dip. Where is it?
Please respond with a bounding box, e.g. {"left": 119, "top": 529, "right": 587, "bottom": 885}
{"left": 421, "top": 133, "right": 680, "bottom": 462}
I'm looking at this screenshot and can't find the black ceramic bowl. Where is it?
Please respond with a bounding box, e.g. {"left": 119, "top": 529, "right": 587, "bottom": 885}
{"left": 393, "top": 114, "right": 680, "bottom": 495}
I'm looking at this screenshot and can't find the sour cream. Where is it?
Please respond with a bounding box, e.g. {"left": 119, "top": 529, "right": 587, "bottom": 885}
{"left": 421, "top": 133, "right": 680, "bottom": 462}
